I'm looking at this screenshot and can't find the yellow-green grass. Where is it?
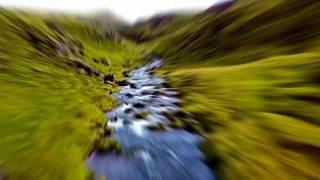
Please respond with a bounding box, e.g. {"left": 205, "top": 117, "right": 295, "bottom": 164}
{"left": 0, "top": 10, "right": 143, "bottom": 179}
{"left": 152, "top": 0, "right": 320, "bottom": 66}
{"left": 146, "top": 1, "right": 320, "bottom": 178}
{"left": 57, "top": 17, "right": 145, "bottom": 75}
{"left": 160, "top": 53, "right": 320, "bottom": 179}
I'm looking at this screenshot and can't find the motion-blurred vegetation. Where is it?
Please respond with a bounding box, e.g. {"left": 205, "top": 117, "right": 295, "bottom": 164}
{"left": 126, "top": 0, "right": 320, "bottom": 179}
{"left": 0, "top": 9, "right": 143, "bottom": 179}
{"left": 1, "top": 0, "right": 320, "bottom": 179}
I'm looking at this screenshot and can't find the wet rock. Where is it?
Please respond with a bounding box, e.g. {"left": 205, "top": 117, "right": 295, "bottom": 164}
{"left": 134, "top": 113, "right": 148, "bottom": 120}
{"left": 117, "top": 80, "right": 130, "bottom": 86}
{"left": 104, "top": 128, "right": 113, "bottom": 137}
{"left": 125, "top": 93, "right": 134, "bottom": 98}
{"left": 174, "top": 110, "right": 190, "bottom": 119}
{"left": 169, "top": 120, "right": 185, "bottom": 129}
{"left": 130, "top": 83, "right": 137, "bottom": 89}
{"left": 87, "top": 60, "right": 216, "bottom": 180}
{"left": 104, "top": 74, "right": 114, "bottom": 82}
{"left": 141, "top": 91, "right": 150, "bottom": 95}
{"left": 109, "top": 116, "right": 118, "bottom": 122}
{"left": 133, "top": 103, "right": 145, "bottom": 109}
{"left": 122, "top": 71, "right": 129, "bottom": 77}
{"left": 123, "top": 120, "right": 132, "bottom": 125}
{"left": 146, "top": 123, "right": 167, "bottom": 131}
{"left": 94, "top": 139, "right": 121, "bottom": 155}
{"left": 152, "top": 90, "right": 163, "bottom": 96}
{"left": 173, "top": 101, "right": 182, "bottom": 107}
{"left": 161, "top": 111, "right": 175, "bottom": 122}
{"left": 183, "top": 123, "right": 200, "bottom": 134}
{"left": 124, "top": 108, "right": 133, "bottom": 114}
{"left": 161, "top": 82, "right": 170, "bottom": 88}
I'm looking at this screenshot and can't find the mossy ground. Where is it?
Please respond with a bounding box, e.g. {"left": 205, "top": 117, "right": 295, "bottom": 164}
{"left": 1, "top": 0, "right": 320, "bottom": 179}
{"left": 161, "top": 53, "right": 320, "bottom": 179}
{"left": 145, "top": 0, "right": 320, "bottom": 179}
{"left": 0, "top": 10, "right": 144, "bottom": 179}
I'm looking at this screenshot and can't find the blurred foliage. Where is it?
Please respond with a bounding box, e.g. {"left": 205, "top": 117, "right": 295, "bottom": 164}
{"left": 0, "top": 9, "right": 143, "bottom": 180}
{"left": 150, "top": 0, "right": 320, "bottom": 65}
{"left": 138, "top": 0, "right": 320, "bottom": 179}
{"left": 1, "top": 0, "right": 320, "bottom": 179}
{"left": 165, "top": 54, "right": 320, "bottom": 179}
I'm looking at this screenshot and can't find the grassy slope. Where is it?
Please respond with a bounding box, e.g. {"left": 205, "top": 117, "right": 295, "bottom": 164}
{"left": 123, "top": 13, "right": 195, "bottom": 43}
{"left": 0, "top": 10, "right": 143, "bottom": 179}
{"left": 143, "top": 0, "right": 320, "bottom": 179}
{"left": 153, "top": 0, "right": 320, "bottom": 65}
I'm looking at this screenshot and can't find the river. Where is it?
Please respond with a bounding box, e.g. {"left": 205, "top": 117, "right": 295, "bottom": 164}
{"left": 87, "top": 59, "right": 215, "bottom": 180}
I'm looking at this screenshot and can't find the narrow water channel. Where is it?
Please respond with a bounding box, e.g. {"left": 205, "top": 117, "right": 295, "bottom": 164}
{"left": 87, "top": 59, "right": 215, "bottom": 180}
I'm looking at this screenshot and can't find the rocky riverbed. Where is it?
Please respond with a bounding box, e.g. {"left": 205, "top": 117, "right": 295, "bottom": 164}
{"left": 87, "top": 59, "right": 215, "bottom": 180}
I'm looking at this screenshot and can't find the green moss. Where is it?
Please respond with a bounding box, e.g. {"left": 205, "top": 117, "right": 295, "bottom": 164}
{"left": 0, "top": 10, "right": 143, "bottom": 180}
{"left": 152, "top": 0, "right": 320, "bottom": 66}
{"left": 162, "top": 53, "right": 320, "bottom": 179}
{"left": 142, "top": 0, "right": 320, "bottom": 179}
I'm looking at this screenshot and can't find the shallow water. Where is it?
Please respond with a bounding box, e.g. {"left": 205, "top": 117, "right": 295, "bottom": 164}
{"left": 87, "top": 59, "right": 215, "bottom": 180}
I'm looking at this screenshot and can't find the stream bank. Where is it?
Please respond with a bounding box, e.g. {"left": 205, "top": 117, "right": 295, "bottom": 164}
{"left": 87, "top": 59, "right": 215, "bottom": 180}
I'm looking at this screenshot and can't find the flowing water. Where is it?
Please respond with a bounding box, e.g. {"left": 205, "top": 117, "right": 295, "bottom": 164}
{"left": 87, "top": 59, "right": 215, "bottom": 180}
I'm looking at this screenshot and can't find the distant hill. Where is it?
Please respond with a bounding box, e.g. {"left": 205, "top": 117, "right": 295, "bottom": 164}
{"left": 121, "top": 11, "right": 196, "bottom": 43}
{"left": 151, "top": 0, "right": 320, "bottom": 65}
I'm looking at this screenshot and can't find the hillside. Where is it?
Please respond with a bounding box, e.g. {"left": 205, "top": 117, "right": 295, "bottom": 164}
{"left": 0, "top": 0, "right": 320, "bottom": 179}
{"left": 130, "top": 0, "right": 320, "bottom": 179}
{"left": 0, "top": 9, "right": 143, "bottom": 179}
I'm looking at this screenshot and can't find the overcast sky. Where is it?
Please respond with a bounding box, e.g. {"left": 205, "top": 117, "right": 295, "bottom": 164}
{"left": 0, "top": 0, "right": 219, "bottom": 22}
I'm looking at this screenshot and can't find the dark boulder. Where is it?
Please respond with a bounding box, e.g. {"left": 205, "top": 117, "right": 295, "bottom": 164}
{"left": 117, "top": 80, "right": 130, "bottom": 86}
{"left": 152, "top": 90, "right": 163, "bottom": 96}
{"left": 161, "top": 111, "right": 175, "bottom": 121}
{"left": 125, "top": 93, "right": 134, "bottom": 98}
{"left": 104, "top": 128, "right": 113, "bottom": 137}
{"left": 122, "top": 71, "right": 129, "bottom": 77}
{"left": 161, "top": 82, "right": 170, "bottom": 88}
{"left": 174, "top": 111, "right": 190, "bottom": 119}
{"left": 134, "top": 113, "right": 145, "bottom": 119}
{"left": 141, "top": 91, "right": 150, "bottom": 95}
{"left": 133, "top": 103, "right": 145, "bottom": 109}
{"left": 146, "top": 123, "right": 167, "bottom": 131}
{"left": 130, "top": 83, "right": 137, "bottom": 89}
{"left": 104, "top": 74, "right": 114, "bottom": 82}
{"left": 124, "top": 108, "right": 133, "bottom": 114}
{"left": 109, "top": 116, "right": 118, "bottom": 122}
